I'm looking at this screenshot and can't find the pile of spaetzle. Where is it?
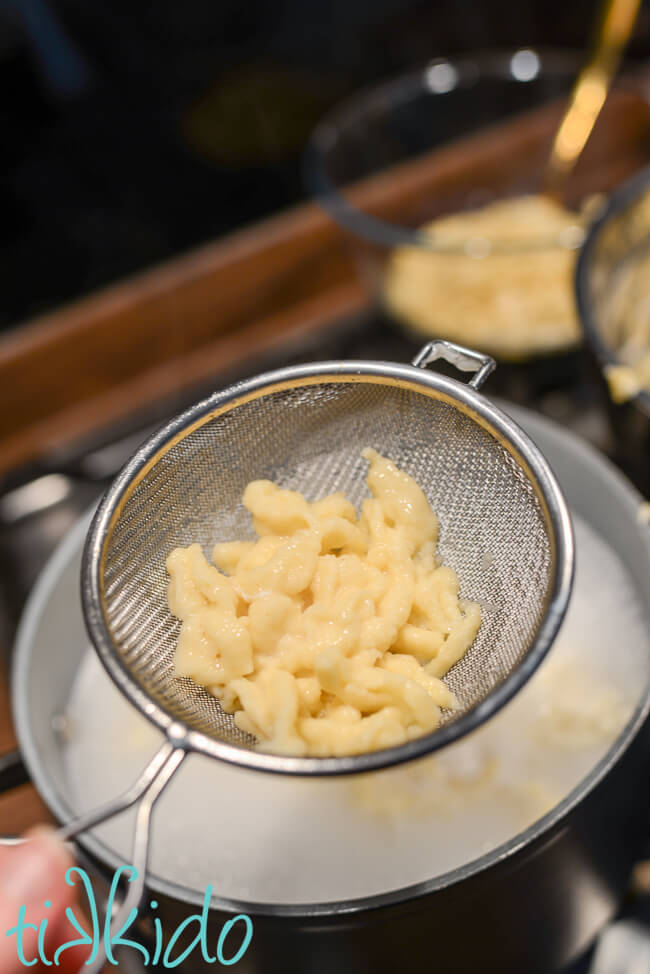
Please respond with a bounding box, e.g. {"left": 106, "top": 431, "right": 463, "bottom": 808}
{"left": 166, "top": 449, "right": 481, "bottom": 757}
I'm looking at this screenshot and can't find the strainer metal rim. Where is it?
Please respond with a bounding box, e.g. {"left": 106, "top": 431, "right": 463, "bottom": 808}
{"left": 81, "top": 358, "right": 574, "bottom": 776}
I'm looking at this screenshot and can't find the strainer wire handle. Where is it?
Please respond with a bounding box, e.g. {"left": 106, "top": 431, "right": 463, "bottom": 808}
{"left": 411, "top": 340, "right": 496, "bottom": 389}
{"left": 69, "top": 742, "right": 186, "bottom": 974}
{"left": 62, "top": 741, "right": 185, "bottom": 973}
{"left": 57, "top": 740, "right": 183, "bottom": 841}
{"left": 0, "top": 742, "right": 186, "bottom": 971}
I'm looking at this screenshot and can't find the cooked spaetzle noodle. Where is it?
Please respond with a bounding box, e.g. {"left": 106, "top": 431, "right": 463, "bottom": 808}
{"left": 166, "top": 449, "right": 481, "bottom": 757}
{"left": 384, "top": 195, "right": 586, "bottom": 360}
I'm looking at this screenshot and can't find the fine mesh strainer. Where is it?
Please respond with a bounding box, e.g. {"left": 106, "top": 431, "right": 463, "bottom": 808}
{"left": 4, "top": 340, "right": 573, "bottom": 970}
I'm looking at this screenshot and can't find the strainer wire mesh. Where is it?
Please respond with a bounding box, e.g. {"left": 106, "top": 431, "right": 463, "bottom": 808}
{"left": 83, "top": 364, "right": 571, "bottom": 775}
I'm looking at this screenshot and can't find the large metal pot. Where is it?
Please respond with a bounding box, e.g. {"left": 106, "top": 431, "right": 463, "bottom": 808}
{"left": 11, "top": 404, "right": 650, "bottom": 974}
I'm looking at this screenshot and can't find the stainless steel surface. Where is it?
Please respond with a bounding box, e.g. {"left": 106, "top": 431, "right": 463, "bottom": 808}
{"left": 10, "top": 403, "right": 650, "bottom": 974}
{"left": 0, "top": 474, "right": 74, "bottom": 523}
{"left": 589, "top": 920, "right": 650, "bottom": 974}
{"left": 411, "top": 339, "right": 496, "bottom": 388}
{"left": 81, "top": 344, "right": 572, "bottom": 776}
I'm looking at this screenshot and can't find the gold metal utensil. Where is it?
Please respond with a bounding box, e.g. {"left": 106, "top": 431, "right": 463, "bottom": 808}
{"left": 545, "top": 0, "right": 642, "bottom": 196}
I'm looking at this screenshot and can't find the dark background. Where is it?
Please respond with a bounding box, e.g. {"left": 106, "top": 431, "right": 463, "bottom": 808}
{"left": 2, "top": 0, "right": 650, "bottom": 330}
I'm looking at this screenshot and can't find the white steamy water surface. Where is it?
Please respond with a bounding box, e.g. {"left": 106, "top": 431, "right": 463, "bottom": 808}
{"left": 63, "top": 513, "right": 649, "bottom": 904}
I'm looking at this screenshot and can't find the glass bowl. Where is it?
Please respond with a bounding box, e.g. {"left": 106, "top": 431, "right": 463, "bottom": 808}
{"left": 306, "top": 49, "right": 650, "bottom": 363}
{"left": 576, "top": 165, "right": 650, "bottom": 493}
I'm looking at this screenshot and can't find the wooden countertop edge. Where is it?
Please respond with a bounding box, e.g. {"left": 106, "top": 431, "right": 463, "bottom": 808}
{"left": 0, "top": 281, "right": 369, "bottom": 473}
{"left": 0, "top": 202, "right": 343, "bottom": 360}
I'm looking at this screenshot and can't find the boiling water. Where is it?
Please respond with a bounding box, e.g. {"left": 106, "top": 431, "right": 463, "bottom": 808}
{"left": 63, "top": 513, "right": 649, "bottom": 904}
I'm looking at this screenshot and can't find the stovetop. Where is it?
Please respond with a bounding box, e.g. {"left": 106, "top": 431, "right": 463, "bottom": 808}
{"left": 0, "top": 311, "right": 648, "bottom": 973}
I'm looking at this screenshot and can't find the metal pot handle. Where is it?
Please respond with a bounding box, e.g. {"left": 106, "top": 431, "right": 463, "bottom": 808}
{"left": 412, "top": 339, "right": 496, "bottom": 390}
{"left": 1, "top": 739, "right": 186, "bottom": 974}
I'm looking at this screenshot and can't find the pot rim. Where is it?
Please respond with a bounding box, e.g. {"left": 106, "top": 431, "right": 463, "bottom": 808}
{"left": 12, "top": 403, "right": 650, "bottom": 919}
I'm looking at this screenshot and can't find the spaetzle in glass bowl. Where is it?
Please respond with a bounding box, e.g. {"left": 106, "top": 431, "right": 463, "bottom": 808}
{"left": 306, "top": 49, "right": 650, "bottom": 362}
